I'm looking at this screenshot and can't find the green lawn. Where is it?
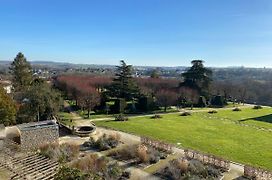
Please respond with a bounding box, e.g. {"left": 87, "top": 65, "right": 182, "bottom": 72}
{"left": 95, "top": 107, "right": 272, "bottom": 170}
{"left": 58, "top": 112, "right": 75, "bottom": 126}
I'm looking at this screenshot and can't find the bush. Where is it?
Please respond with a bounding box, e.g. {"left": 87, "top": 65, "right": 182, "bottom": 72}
{"left": 233, "top": 107, "right": 241, "bottom": 111}
{"left": 115, "top": 114, "right": 128, "bottom": 121}
{"left": 70, "top": 154, "right": 123, "bottom": 179}
{"left": 208, "top": 110, "right": 217, "bottom": 114}
{"left": 71, "top": 154, "right": 106, "bottom": 173}
{"left": 136, "top": 144, "right": 149, "bottom": 163}
{"left": 108, "top": 144, "right": 138, "bottom": 160}
{"left": 39, "top": 142, "right": 60, "bottom": 160}
{"left": 158, "top": 158, "right": 223, "bottom": 180}
{"left": 177, "top": 158, "right": 189, "bottom": 173}
{"left": 147, "top": 147, "right": 161, "bottom": 164}
{"left": 109, "top": 144, "right": 167, "bottom": 165}
{"left": 180, "top": 112, "right": 191, "bottom": 116}
{"left": 39, "top": 142, "right": 79, "bottom": 163}
{"left": 197, "top": 96, "right": 207, "bottom": 107}
{"left": 82, "top": 133, "right": 120, "bottom": 151}
{"left": 253, "top": 105, "right": 262, "bottom": 109}
{"left": 58, "top": 143, "right": 80, "bottom": 163}
{"left": 210, "top": 95, "right": 225, "bottom": 107}
{"left": 54, "top": 166, "right": 87, "bottom": 180}
{"left": 151, "top": 114, "right": 162, "bottom": 119}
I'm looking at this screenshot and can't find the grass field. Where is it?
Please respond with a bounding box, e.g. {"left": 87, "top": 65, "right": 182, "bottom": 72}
{"left": 57, "top": 112, "right": 75, "bottom": 126}
{"left": 95, "top": 107, "right": 272, "bottom": 170}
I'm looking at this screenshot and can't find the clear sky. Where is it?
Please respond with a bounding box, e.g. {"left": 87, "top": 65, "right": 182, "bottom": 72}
{"left": 0, "top": 0, "right": 271, "bottom": 67}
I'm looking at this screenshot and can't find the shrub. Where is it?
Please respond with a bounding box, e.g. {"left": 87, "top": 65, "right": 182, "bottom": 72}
{"left": 210, "top": 95, "right": 225, "bottom": 107}
{"left": 54, "top": 166, "right": 87, "bottom": 180}
{"left": 208, "top": 110, "right": 217, "bottom": 114}
{"left": 151, "top": 114, "right": 162, "bottom": 119}
{"left": 109, "top": 132, "right": 121, "bottom": 142}
{"left": 180, "top": 112, "right": 191, "bottom": 116}
{"left": 82, "top": 133, "right": 120, "bottom": 151}
{"left": 232, "top": 107, "right": 241, "bottom": 111}
{"left": 158, "top": 158, "right": 223, "bottom": 180}
{"left": 106, "top": 162, "right": 123, "bottom": 179}
{"left": 70, "top": 154, "right": 123, "bottom": 179}
{"left": 136, "top": 144, "right": 149, "bottom": 163}
{"left": 188, "top": 159, "right": 207, "bottom": 176}
{"left": 177, "top": 158, "right": 189, "bottom": 173}
{"left": 71, "top": 154, "right": 107, "bottom": 173}
{"left": 253, "top": 105, "right": 262, "bottom": 109}
{"left": 147, "top": 147, "right": 161, "bottom": 164}
{"left": 197, "top": 96, "right": 207, "bottom": 107}
{"left": 115, "top": 114, "right": 128, "bottom": 121}
{"left": 108, "top": 144, "right": 138, "bottom": 160}
{"left": 39, "top": 142, "right": 79, "bottom": 163}
{"left": 58, "top": 143, "right": 80, "bottom": 163}
{"left": 108, "top": 144, "right": 168, "bottom": 165}
{"left": 39, "top": 142, "right": 60, "bottom": 160}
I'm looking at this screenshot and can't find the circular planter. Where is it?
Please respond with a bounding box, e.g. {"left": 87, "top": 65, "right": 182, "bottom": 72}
{"left": 74, "top": 125, "right": 96, "bottom": 137}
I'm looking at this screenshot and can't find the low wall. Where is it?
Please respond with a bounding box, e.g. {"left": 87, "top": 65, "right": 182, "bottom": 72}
{"left": 19, "top": 123, "right": 59, "bottom": 150}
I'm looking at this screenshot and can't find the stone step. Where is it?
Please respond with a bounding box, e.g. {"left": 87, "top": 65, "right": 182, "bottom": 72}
{"left": 19, "top": 160, "right": 58, "bottom": 177}
{"left": 27, "top": 161, "right": 58, "bottom": 175}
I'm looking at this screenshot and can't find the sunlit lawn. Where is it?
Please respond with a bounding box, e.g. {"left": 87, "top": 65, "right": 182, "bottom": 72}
{"left": 95, "top": 107, "right": 272, "bottom": 170}
{"left": 57, "top": 112, "right": 74, "bottom": 126}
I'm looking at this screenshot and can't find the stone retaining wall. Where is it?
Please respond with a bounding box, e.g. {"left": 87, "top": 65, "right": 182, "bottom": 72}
{"left": 20, "top": 124, "right": 59, "bottom": 150}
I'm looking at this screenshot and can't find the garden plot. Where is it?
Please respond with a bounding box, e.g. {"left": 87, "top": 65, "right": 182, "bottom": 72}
{"left": 107, "top": 143, "right": 170, "bottom": 169}
{"left": 155, "top": 157, "right": 227, "bottom": 180}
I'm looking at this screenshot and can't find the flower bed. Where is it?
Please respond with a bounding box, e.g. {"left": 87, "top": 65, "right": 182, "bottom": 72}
{"left": 39, "top": 142, "right": 79, "bottom": 163}
{"left": 108, "top": 144, "right": 168, "bottom": 167}
{"left": 155, "top": 158, "right": 226, "bottom": 180}
{"left": 55, "top": 154, "right": 129, "bottom": 180}
{"left": 81, "top": 133, "right": 121, "bottom": 151}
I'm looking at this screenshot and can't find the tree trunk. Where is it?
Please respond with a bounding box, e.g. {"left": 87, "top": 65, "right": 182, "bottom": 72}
{"left": 87, "top": 109, "right": 90, "bottom": 118}
{"left": 164, "top": 106, "right": 167, "bottom": 112}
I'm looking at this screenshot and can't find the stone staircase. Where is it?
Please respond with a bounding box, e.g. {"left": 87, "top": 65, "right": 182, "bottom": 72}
{"left": 0, "top": 140, "right": 59, "bottom": 180}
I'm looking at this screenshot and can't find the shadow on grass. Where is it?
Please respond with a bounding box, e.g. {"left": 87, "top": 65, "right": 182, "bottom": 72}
{"left": 239, "top": 114, "right": 272, "bottom": 124}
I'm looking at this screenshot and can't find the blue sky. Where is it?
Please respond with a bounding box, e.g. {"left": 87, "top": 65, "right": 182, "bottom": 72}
{"left": 0, "top": 0, "right": 271, "bottom": 67}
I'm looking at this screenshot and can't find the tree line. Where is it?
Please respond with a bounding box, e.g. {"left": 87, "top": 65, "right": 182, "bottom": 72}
{"left": 2, "top": 52, "right": 266, "bottom": 126}
{"left": 55, "top": 60, "right": 224, "bottom": 116}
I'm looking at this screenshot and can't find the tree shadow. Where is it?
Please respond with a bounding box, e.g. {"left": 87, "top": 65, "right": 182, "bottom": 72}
{"left": 239, "top": 114, "right": 272, "bottom": 124}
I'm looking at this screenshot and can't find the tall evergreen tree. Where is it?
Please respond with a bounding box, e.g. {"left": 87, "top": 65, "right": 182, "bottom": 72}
{"left": 181, "top": 60, "right": 212, "bottom": 96}
{"left": 10, "top": 52, "right": 33, "bottom": 93}
{"left": 108, "top": 60, "right": 138, "bottom": 100}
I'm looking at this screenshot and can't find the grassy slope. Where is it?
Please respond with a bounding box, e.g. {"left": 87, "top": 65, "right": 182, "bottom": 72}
{"left": 95, "top": 107, "right": 272, "bottom": 170}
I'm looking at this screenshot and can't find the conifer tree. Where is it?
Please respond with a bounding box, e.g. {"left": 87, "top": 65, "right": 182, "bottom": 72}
{"left": 181, "top": 60, "right": 212, "bottom": 96}
{"left": 10, "top": 52, "right": 33, "bottom": 93}
{"left": 108, "top": 60, "right": 138, "bottom": 100}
